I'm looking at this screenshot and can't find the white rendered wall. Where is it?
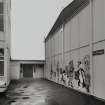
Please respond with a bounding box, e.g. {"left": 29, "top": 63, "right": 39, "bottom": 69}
{"left": 34, "top": 65, "right": 44, "bottom": 78}
{"left": 10, "top": 61, "right": 20, "bottom": 80}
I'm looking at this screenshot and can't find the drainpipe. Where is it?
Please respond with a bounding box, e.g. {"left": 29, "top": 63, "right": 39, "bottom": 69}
{"left": 89, "top": 0, "right": 94, "bottom": 95}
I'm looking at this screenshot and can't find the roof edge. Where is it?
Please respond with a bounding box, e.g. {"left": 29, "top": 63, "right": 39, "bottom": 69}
{"left": 45, "top": 0, "right": 89, "bottom": 42}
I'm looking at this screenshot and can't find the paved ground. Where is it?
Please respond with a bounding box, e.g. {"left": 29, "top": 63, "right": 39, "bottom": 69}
{"left": 0, "top": 79, "right": 105, "bottom": 105}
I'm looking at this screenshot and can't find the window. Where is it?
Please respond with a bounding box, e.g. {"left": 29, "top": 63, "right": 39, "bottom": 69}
{"left": 0, "top": 2, "right": 4, "bottom": 31}
{"left": 0, "top": 15, "right": 4, "bottom": 31}
{"left": 0, "top": 48, "right": 4, "bottom": 76}
{"left": 0, "top": 3, "right": 3, "bottom": 14}
{"left": 0, "top": 61, "right": 4, "bottom": 76}
{"left": 0, "top": 48, "right": 4, "bottom": 56}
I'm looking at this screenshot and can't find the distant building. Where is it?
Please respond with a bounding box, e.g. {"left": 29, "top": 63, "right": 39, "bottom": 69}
{"left": 45, "top": 0, "right": 105, "bottom": 101}
{"left": 10, "top": 60, "right": 44, "bottom": 80}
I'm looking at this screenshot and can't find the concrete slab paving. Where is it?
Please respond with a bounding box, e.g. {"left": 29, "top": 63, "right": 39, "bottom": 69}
{"left": 0, "top": 79, "right": 105, "bottom": 105}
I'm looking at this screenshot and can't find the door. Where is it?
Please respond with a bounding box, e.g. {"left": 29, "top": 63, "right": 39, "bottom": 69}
{"left": 23, "top": 64, "right": 33, "bottom": 78}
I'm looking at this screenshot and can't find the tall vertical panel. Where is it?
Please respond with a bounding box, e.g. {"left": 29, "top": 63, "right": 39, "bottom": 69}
{"left": 47, "top": 40, "right": 49, "bottom": 58}
{"left": 54, "top": 32, "right": 58, "bottom": 55}
{"left": 70, "top": 50, "right": 79, "bottom": 89}
{"left": 93, "top": 0, "right": 105, "bottom": 42}
{"left": 58, "top": 28, "right": 63, "bottom": 54}
{"left": 70, "top": 50, "right": 79, "bottom": 68}
{"left": 52, "top": 36, "right": 55, "bottom": 57}
{"left": 56, "top": 30, "right": 59, "bottom": 55}
{"left": 93, "top": 41, "right": 105, "bottom": 100}
{"left": 46, "top": 41, "right": 48, "bottom": 59}
{"left": 58, "top": 54, "right": 63, "bottom": 84}
{"left": 49, "top": 39, "right": 51, "bottom": 59}
{"left": 54, "top": 55, "right": 59, "bottom": 82}
{"left": 64, "top": 52, "right": 70, "bottom": 70}
{"left": 51, "top": 37, "right": 53, "bottom": 57}
{"left": 48, "top": 40, "right": 50, "bottom": 58}
{"left": 79, "top": 46, "right": 90, "bottom": 93}
{"left": 53, "top": 35, "right": 56, "bottom": 57}
{"left": 45, "top": 42, "right": 47, "bottom": 59}
{"left": 64, "top": 20, "right": 71, "bottom": 52}
{"left": 79, "top": 4, "right": 91, "bottom": 46}
{"left": 0, "top": 41, "right": 4, "bottom": 48}
{"left": 49, "top": 38, "right": 52, "bottom": 59}
{"left": 70, "top": 15, "right": 79, "bottom": 50}
{"left": 51, "top": 57, "right": 55, "bottom": 81}
{"left": 0, "top": 32, "right": 4, "bottom": 40}
{"left": 45, "top": 58, "right": 48, "bottom": 79}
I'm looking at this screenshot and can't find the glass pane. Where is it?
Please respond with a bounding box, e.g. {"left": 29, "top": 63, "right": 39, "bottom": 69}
{"left": 0, "top": 48, "right": 4, "bottom": 56}
{"left": 0, "top": 3, "right": 3, "bottom": 14}
{"left": 0, "top": 15, "right": 4, "bottom": 31}
{"left": 0, "top": 61, "right": 4, "bottom": 76}
{"left": 0, "top": 57, "right": 4, "bottom": 60}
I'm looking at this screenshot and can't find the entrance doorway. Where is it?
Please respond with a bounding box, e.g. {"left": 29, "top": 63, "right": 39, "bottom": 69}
{"left": 23, "top": 64, "right": 33, "bottom": 78}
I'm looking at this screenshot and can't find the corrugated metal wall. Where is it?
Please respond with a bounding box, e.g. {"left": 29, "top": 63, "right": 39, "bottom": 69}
{"left": 45, "top": 0, "right": 105, "bottom": 100}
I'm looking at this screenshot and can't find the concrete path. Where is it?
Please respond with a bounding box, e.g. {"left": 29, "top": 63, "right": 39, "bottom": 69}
{"left": 0, "top": 79, "right": 105, "bottom": 105}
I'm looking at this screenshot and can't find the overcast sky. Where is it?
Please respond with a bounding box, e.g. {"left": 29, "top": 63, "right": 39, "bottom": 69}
{"left": 11, "top": 0, "right": 73, "bottom": 60}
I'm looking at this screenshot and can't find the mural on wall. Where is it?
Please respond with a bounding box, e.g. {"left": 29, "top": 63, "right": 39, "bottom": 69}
{"left": 50, "top": 64, "right": 53, "bottom": 79}
{"left": 76, "top": 61, "right": 85, "bottom": 88}
{"left": 56, "top": 62, "right": 59, "bottom": 83}
{"left": 50, "top": 54, "right": 91, "bottom": 93}
{"left": 83, "top": 55, "right": 90, "bottom": 92}
{"left": 68, "top": 60, "right": 74, "bottom": 88}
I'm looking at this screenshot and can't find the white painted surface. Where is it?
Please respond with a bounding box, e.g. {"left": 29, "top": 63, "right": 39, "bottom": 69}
{"left": 58, "top": 28, "right": 63, "bottom": 54}
{"left": 10, "top": 61, "right": 20, "bottom": 80}
{"left": 79, "top": 4, "right": 91, "bottom": 46}
{"left": 34, "top": 66, "right": 44, "bottom": 78}
{"left": 0, "top": 32, "right": 4, "bottom": 41}
{"left": 10, "top": 61, "right": 44, "bottom": 80}
{"left": 93, "top": 41, "right": 105, "bottom": 100}
{"left": 70, "top": 15, "right": 79, "bottom": 50}
{"left": 64, "top": 20, "right": 71, "bottom": 52}
{"left": 0, "top": 41, "right": 4, "bottom": 48}
{"left": 93, "top": 0, "right": 105, "bottom": 42}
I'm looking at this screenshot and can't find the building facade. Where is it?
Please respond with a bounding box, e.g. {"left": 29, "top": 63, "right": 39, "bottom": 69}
{"left": 0, "top": 0, "right": 45, "bottom": 91}
{"left": 0, "top": 0, "right": 11, "bottom": 91}
{"left": 10, "top": 60, "right": 44, "bottom": 80}
{"left": 45, "top": 0, "right": 105, "bottom": 100}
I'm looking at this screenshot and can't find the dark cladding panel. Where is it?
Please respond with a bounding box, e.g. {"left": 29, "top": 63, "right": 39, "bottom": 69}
{"left": 0, "top": 61, "right": 4, "bottom": 76}
{"left": 0, "top": 15, "right": 4, "bottom": 31}
{"left": 0, "top": 3, "right": 3, "bottom": 14}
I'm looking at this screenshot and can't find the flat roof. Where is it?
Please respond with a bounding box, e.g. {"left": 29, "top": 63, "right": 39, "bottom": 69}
{"left": 11, "top": 59, "right": 45, "bottom": 64}
{"left": 45, "top": 0, "right": 89, "bottom": 42}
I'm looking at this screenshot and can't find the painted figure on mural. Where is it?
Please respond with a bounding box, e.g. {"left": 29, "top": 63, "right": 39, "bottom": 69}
{"left": 65, "top": 65, "right": 69, "bottom": 86}
{"left": 59, "top": 68, "right": 63, "bottom": 82}
{"left": 68, "top": 60, "right": 74, "bottom": 88}
{"left": 49, "top": 56, "right": 90, "bottom": 93}
{"left": 59, "top": 67, "right": 66, "bottom": 85}
{"left": 75, "top": 55, "right": 90, "bottom": 93}
{"left": 56, "top": 62, "right": 59, "bottom": 83}
{"left": 50, "top": 64, "right": 53, "bottom": 80}
{"left": 53, "top": 72, "right": 56, "bottom": 80}
{"left": 62, "top": 70, "right": 67, "bottom": 85}
{"left": 76, "top": 61, "right": 85, "bottom": 88}
{"left": 83, "top": 55, "right": 90, "bottom": 93}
